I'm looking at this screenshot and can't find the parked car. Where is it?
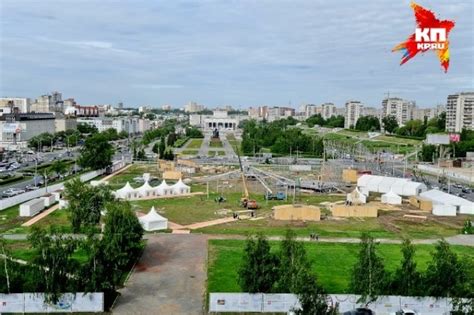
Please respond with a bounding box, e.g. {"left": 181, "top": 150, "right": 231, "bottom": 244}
{"left": 343, "top": 308, "right": 374, "bottom": 315}
{"left": 25, "top": 185, "right": 40, "bottom": 191}
{"left": 462, "top": 187, "right": 471, "bottom": 193}
{"left": 395, "top": 309, "right": 418, "bottom": 315}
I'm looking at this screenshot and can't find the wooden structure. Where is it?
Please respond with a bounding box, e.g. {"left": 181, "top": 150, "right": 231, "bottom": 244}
{"left": 408, "top": 196, "right": 433, "bottom": 212}
{"left": 331, "top": 205, "right": 378, "bottom": 218}
{"left": 272, "top": 204, "right": 321, "bottom": 221}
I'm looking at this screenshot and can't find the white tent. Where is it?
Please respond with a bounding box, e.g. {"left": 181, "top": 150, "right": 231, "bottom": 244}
{"left": 139, "top": 207, "right": 168, "bottom": 231}
{"left": 136, "top": 181, "right": 156, "bottom": 198}
{"left": 420, "top": 189, "right": 474, "bottom": 215}
{"left": 346, "top": 187, "right": 367, "bottom": 204}
{"left": 114, "top": 182, "right": 138, "bottom": 200}
{"left": 171, "top": 179, "right": 191, "bottom": 195}
{"left": 432, "top": 203, "right": 457, "bottom": 216}
{"left": 357, "top": 175, "right": 426, "bottom": 197}
{"left": 381, "top": 189, "right": 402, "bottom": 205}
{"left": 156, "top": 180, "right": 172, "bottom": 196}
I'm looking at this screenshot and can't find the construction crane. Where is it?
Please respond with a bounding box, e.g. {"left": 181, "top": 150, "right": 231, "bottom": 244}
{"left": 236, "top": 148, "right": 258, "bottom": 210}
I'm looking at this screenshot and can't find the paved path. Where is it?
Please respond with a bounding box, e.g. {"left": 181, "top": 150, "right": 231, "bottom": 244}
{"left": 180, "top": 217, "right": 237, "bottom": 230}
{"left": 221, "top": 132, "right": 236, "bottom": 158}
{"left": 21, "top": 204, "right": 59, "bottom": 227}
{"left": 113, "top": 234, "right": 208, "bottom": 315}
{"left": 198, "top": 133, "right": 211, "bottom": 156}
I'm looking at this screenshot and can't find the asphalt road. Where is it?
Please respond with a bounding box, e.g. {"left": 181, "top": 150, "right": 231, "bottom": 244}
{"left": 113, "top": 234, "right": 208, "bottom": 315}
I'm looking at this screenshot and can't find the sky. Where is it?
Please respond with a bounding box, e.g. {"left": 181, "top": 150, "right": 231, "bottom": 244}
{"left": 0, "top": 0, "right": 473, "bottom": 109}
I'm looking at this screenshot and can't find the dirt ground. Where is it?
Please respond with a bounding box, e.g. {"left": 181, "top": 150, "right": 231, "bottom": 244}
{"left": 113, "top": 234, "right": 208, "bottom": 315}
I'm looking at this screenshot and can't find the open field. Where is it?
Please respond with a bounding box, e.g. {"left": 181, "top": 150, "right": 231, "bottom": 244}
{"left": 226, "top": 133, "right": 237, "bottom": 141}
{"left": 0, "top": 205, "right": 28, "bottom": 234}
{"left": 208, "top": 239, "right": 474, "bottom": 294}
{"left": 209, "top": 139, "right": 223, "bottom": 148}
{"left": 186, "top": 138, "right": 204, "bottom": 149}
{"left": 181, "top": 149, "right": 199, "bottom": 155}
{"left": 208, "top": 150, "right": 226, "bottom": 156}
{"left": 228, "top": 140, "right": 241, "bottom": 153}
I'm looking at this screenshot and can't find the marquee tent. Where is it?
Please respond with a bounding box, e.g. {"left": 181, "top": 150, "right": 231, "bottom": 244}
{"left": 357, "top": 175, "right": 426, "bottom": 197}
{"left": 114, "top": 182, "right": 138, "bottom": 200}
{"left": 420, "top": 189, "right": 474, "bottom": 215}
{"left": 171, "top": 179, "right": 191, "bottom": 195}
{"left": 346, "top": 187, "right": 367, "bottom": 204}
{"left": 139, "top": 207, "right": 168, "bottom": 231}
{"left": 381, "top": 189, "right": 402, "bottom": 205}
{"left": 136, "top": 181, "right": 156, "bottom": 198}
{"left": 156, "top": 180, "right": 172, "bottom": 196}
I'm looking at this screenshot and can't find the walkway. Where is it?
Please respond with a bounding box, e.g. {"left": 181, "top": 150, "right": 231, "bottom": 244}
{"left": 113, "top": 234, "right": 208, "bottom": 315}
{"left": 198, "top": 132, "right": 211, "bottom": 156}
{"left": 21, "top": 204, "right": 59, "bottom": 227}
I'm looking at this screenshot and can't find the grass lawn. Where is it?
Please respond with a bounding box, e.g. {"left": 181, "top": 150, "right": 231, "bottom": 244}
{"left": 209, "top": 139, "right": 223, "bottom": 148}
{"left": 129, "top": 191, "right": 342, "bottom": 225}
{"left": 186, "top": 138, "right": 204, "bottom": 149}
{"left": 107, "top": 164, "right": 161, "bottom": 189}
{"left": 0, "top": 205, "right": 28, "bottom": 234}
{"left": 181, "top": 150, "right": 199, "bottom": 155}
{"left": 208, "top": 239, "right": 474, "bottom": 294}
{"left": 226, "top": 133, "right": 236, "bottom": 141}
{"left": 374, "top": 135, "right": 422, "bottom": 145}
{"left": 208, "top": 150, "right": 226, "bottom": 156}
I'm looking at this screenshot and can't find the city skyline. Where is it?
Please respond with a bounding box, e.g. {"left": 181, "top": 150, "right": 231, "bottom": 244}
{"left": 1, "top": 0, "right": 473, "bottom": 107}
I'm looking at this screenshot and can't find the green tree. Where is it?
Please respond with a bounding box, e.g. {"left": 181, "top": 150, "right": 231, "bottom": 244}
{"left": 306, "top": 114, "right": 325, "bottom": 128}
{"left": 274, "top": 230, "right": 311, "bottom": 293}
{"left": 424, "top": 240, "right": 469, "bottom": 297}
{"left": 350, "top": 233, "right": 387, "bottom": 303}
{"left": 63, "top": 178, "right": 115, "bottom": 233}
{"left": 391, "top": 239, "right": 421, "bottom": 296}
{"left": 185, "top": 127, "right": 204, "bottom": 138}
{"left": 382, "top": 115, "right": 399, "bottom": 134}
{"left": 419, "top": 144, "right": 436, "bottom": 162}
{"left": 238, "top": 234, "right": 279, "bottom": 293}
{"left": 77, "top": 123, "right": 98, "bottom": 134}
{"left": 101, "top": 201, "right": 143, "bottom": 289}
{"left": 355, "top": 115, "right": 381, "bottom": 131}
{"left": 28, "top": 226, "right": 80, "bottom": 303}
{"left": 49, "top": 160, "right": 68, "bottom": 178}
{"left": 293, "top": 272, "right": 337, "bottom": 315}
{"left": 158, "top": 136, "right": 166, "bottom": 159}
{"left": 78, "top": 133, "right": 115, "bottom": 169}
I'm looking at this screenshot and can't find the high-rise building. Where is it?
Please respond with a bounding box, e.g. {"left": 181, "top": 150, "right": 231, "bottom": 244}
{"left": 30, "top": 91, "right": 63, "bottom": 113}
{"left": 184, "top": 101, "right": 204, "bottom": 113}
{"left": 344, "top": 100, "right": 363, "bottom": 129}
{"left": 321, "top": 103, "right": 336, "bottom": 120}
{"left": 381, "top": 97, "right": 413, "bottom": 126}
{"left": 161, "top": 104, "right": 171, "bottom": 111}
{"left": 446, "top": 92, "right": 474, "bottom": 132}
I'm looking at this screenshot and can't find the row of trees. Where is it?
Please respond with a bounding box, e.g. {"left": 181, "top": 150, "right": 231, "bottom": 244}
{"left": 238, "top": 232, "right": 473, "bottom": 313}
{"left": 351, "top": 234, "right": 473, "bottom": 306}
{"left": 350, "top": 113, "right": 447, "bottom": 138}
{"left": 239, "top": 231, "right": 338, "bottom": 314}
{"left": 306, "top": 114, "right": 345, "bottom": 128}
{"left": 241, "top": 118, "right": 324, "bottom": 157}
{"left": 0, "top": 180, "right": 144, "bottom": 307}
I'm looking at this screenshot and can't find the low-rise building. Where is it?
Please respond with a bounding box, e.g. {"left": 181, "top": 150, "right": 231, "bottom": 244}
{"left": 0, "top": 113, "right": 55, "bottom": 144}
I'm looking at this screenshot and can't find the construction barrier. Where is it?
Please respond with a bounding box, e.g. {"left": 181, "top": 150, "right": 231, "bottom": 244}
{"left": 0, "top": 293, "right": 103, "bottom": 313}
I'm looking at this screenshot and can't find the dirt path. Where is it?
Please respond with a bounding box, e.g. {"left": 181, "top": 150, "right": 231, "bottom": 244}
{"left": 21, "top": 204, "right": 60, "bottom": 227}
{"left": 113, "top": 234, "right": 208, "bottom": 315}
{"left": 178, "top": 217, "right": 237, "bottom": 230}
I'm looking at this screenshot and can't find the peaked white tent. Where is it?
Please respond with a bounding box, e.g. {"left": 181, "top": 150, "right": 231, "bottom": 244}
{"left": 114, "top": 182, "right": 138, "bottom": 200}
{"left": 139, "top": 207, "right": 168, "bottom": 231}
{"left": 156, "top": 180, "right": 172, "bottom": 196}
{"left": 137, "top": 181, "right": 156, "bottom": 198}
{"left": 171, "top": 179, "right": 191, "bottom": 195}
{"left": 346, "top": 187, "right": 367, "bottom": 204}
{"left": 381, "top": 189, "right": 402, "bottom": 205}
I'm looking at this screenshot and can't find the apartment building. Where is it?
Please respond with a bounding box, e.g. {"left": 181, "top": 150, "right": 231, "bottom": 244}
{"left": 446, "top": 92, "right": 474, "bottom": 132}
{"left": 344, "top": 100, "right": 363, "bottom": 129}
